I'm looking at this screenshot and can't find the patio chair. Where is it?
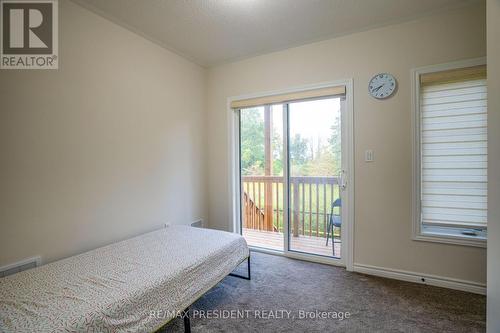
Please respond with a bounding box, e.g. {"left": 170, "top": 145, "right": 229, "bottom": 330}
{"left": 326, "top": 198, "right": 342, "bottom": 256}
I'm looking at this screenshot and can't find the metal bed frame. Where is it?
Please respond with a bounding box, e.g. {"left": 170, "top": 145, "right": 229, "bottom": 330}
{"left": 181, "top": 255, "right": 251, "bottom": 333}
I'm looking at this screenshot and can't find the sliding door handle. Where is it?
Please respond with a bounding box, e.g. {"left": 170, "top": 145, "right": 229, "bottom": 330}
{"left": 339, "top": 170, "right": 347, "bottom": 191}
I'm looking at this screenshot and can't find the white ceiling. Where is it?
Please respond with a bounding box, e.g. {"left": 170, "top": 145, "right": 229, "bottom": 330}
{"left": 73, "top": 0, "right": 481, "bottom": 67}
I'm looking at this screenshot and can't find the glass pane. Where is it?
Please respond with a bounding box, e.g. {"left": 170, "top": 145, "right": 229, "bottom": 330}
{"left": 288, "top": 98, "right": 342, "bottom": 258}
{"left": 241, "top": 105, "right": 284, "bottom": 251}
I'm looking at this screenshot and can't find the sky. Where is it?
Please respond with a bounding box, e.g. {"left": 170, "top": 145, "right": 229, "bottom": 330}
{"left": 271, "top": 97, "right": 341, "bottom": 150}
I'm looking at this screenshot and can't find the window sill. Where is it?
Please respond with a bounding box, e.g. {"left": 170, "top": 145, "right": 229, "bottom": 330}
{"left": 413, "top": 226, "right": 487, "bottom": 248}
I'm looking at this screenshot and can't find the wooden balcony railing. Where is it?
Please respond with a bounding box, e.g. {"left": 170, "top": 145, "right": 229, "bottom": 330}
{"left": 242, "top": 175, "right": 340, "bottom": 238}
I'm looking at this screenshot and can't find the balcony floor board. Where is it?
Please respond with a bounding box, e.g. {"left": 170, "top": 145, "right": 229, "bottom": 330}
{"left": 242, "top": 228, "right": 341, "bottom": 258}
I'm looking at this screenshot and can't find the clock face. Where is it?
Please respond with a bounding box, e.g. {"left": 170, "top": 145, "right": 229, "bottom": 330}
{"left": 368, "top": 73, "right": 397, "bottom": 99}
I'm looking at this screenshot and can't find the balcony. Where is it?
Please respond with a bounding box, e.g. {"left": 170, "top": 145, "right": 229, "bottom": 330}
{"left": 242, "top": 175, "right": 341, "bottom": 258}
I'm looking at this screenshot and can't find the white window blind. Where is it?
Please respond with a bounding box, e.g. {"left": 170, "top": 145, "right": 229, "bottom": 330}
{"left": 420, "top": 76, "right": 487, "bottom": 229}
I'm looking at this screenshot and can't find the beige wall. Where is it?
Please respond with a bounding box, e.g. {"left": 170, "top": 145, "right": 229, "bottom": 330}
{"left": 206, "top": 4, "right": 487, "bottom": 284}
{"left": 0, "top": 0, "right": 490, "bottom": 292}
{"left": 487, "top": 0, "right": 500, "bottom": 330}
{"left": 0, "top": 0, "right": 207, "bottom": 266}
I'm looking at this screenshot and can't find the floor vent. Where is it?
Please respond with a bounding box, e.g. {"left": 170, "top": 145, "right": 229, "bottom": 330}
{"left": 0, "top": 256, "right": 41, "bottom": 278}
{"left": 191, "top": 219, "right": 203, "bottom": 228}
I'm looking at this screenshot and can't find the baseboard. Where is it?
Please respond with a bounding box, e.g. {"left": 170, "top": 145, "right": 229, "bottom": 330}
{"left": 353, "top": 263, "right": 486, "bottom": 295}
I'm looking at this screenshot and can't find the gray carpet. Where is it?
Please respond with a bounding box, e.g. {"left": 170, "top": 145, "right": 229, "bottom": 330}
{"left": 160, "top": 252, "right": 485, "bottom": 333}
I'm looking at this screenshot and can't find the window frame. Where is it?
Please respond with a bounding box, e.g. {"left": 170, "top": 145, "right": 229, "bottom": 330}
{"left": 411, "top": 57, "right": 487, "bottom": 248}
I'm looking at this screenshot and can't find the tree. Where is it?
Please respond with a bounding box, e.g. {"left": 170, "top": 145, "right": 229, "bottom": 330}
{"left": 240, "top": 109, "right": 340, "bottom": 177}
{"left": 240, "top": 109, "right": 264, "bottom": 175}
{"left": 289, "top": 133, "right": 310, "bottom": 175}
{"left": 272, "top": 130, "right": 283, "bottom": 175}
{"left": 303, "top": 146, "right": 337, "bottom": 176}
{"left": 327, "top": 113, "right": 341, "bottom": 174}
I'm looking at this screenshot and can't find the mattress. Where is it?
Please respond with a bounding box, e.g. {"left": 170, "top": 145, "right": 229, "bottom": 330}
{"left": 0, "top": 225, "right": 249, "bottom": 332}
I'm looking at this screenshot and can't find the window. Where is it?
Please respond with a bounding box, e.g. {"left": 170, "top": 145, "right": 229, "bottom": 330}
{"left": 412, "top": 59, "right": 487, "bottom": 247}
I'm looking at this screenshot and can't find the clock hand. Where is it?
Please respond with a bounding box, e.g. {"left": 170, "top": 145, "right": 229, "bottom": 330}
{"left": 374, "top": 84, "right": 384, "bottom": 92}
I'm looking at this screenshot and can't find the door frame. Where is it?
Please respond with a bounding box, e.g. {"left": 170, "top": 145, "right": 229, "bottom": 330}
{"left": 227, "top": 79, "right": 354, "bottom": 271}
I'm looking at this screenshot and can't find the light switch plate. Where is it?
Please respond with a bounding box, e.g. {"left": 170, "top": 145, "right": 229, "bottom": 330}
{"left": 365, "top": 150, "right": 374, "bottom": 162}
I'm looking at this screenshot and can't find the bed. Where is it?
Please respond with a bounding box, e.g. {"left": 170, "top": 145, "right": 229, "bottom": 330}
{"left": 0, "top": 225, "right": 250, "bottom": 332}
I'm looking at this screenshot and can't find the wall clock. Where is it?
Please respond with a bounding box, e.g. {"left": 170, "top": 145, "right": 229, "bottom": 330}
{"left": 368, "top": 73, "right": 397, "bottom": 99}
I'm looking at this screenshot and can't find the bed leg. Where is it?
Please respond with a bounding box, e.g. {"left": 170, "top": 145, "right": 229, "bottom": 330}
{"left": 229, "top": 255, "right": 251, "bottom": 280}
{"left": 183, "top": 307, "right": 191, "bottom": 333}
{"left": 247, "top": 255, "right": 251, "bottom": 280}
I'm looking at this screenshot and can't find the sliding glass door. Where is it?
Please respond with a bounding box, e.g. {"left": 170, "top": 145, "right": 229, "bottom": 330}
{"left": 288, "top": 98, "right": 343, "bottom": 258}
{"left": 237, "top": 86, "right": 349, "bottom": 263}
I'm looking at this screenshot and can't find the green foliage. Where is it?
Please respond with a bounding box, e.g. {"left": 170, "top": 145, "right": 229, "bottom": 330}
{"left": 240, "top": 107, "right": 341, "bottom": 177}
{"left": 272, "top": 130, "right": 283, "bottom": 175}
{"left": 290, "top": 133, "right": 309, "bottom": 165}
{"left": 328, "top": 114, "right": 342, "bottom": 174}
{"left": 240, "top": 109, "right": 264, "bottom": 175}
{"left": 301, "top": 147, "right": 338, "bottom": 176}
